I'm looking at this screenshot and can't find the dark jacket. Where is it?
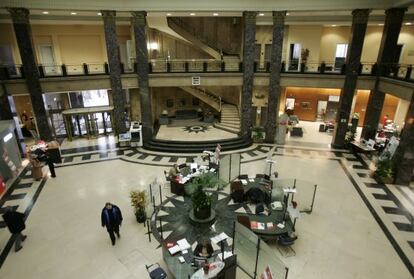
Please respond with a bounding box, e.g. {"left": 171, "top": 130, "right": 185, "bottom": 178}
{"left": 101, "top": 205, "right": 123, "bottom": 229}
{"left": 194, "top": 243, "right": 214, "bottom": 258}
{"left": 3, "top": 211, "right": 26, "bottom": 234}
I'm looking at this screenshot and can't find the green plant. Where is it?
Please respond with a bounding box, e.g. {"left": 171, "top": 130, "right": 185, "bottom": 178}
{"left": 252, "top": 126, "right": 264, "bottom": 141}
{"left": 344, "top": 131, "right": 356, "bottom": 146}
{"left": 185, "top": 172, "right": 226, "bottom": 212}
{"left": 130, "top": 190, "right": 148, "bottom": 222}
{"left": 374, "top": 153, "right": 394, "bottom": 182}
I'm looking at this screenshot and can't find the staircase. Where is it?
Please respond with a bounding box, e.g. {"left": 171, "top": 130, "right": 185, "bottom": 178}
{"left": 180, "top": 87, "right": 222, "bottom": 112}
{"left": 214, "top": 104, "right": 241, "bottom": 134}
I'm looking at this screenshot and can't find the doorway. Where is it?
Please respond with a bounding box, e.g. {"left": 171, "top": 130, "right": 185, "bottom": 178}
{"left": 334, "top": 43, "right": 348, "bottom": 71}
{"left": 0, "top": 44, "right": 17, "bottom": 75}
{"left": 316, "top": 100, "right": 328, "bottom": 121}
{"left": 38, "top": 45, "right": 58, "bottom": 75}
{"left": 288, "top": 43, "right": 301, "bottom": 71}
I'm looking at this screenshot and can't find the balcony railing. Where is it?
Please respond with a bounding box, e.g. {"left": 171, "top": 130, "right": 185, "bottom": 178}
{"left": 1, "top": 60, "right": 413, "bottom": 83}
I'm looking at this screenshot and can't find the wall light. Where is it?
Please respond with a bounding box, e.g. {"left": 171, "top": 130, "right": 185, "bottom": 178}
{"left": 259, "top": 13, "right": 265, "bottom": 16}
{"left": 405, "top": 22, "right": 412, "bottom": 25}
{"left": 3, "top": 133, "right": 13, "bottom": 143}
{"left": 42, "top": 11, "right": 49, "bottom": 15}
{"left": 190, "top": 13, "right": 196, "bottom": 16}
{"left": 71, "top": 12, "right": 77, "bottom": 15}
{"left": 378, "top": 23, "right": 384, "bottom": 26}
{"left": 148, "top": 42, "right": 159, "bottom": 50}
{"left": 166, "top": 13, "right": 172, "bottom": 16}
{"left": 331, "top": 24, "right": 337, "bottom": 27}
{"left": 286, "top": 12, "right": 290, "bottom": 16}
{"left": 213, "top": 13, "right": 219, "bottom": 16}
{"left": 97, "top": 12, "right": 102, "bottom": 16}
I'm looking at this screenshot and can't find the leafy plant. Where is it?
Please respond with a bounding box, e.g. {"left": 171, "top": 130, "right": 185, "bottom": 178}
{"left": 344, "top": 131, "right": 356, "bottom": 146}
{"left": 130, "top": 190, "right": 148, "bottom": 214}
{"left": 252, "top": 126, "right": 264, "bottom": 141}
{"left": 374, "top": 152, "right": 394, "bottom": 182}
{"left": 185, "top": 172, "right": 226, "bottom": 212}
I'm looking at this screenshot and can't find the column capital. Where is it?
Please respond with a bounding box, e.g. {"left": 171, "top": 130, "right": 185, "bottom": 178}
{"left": 243, "top": 11, "right": 257, "bottom": 24}
{"left": 131, "top": 11, "right": 147, "bottom": 26}
{"left": 101, "top": 10, "right": 116, "bottom": 20}
{"left": 351, "top": 9, "right": 370, "bottom": 24}
{"left": 272, "top": 11, "right": 287, "bottom": 25}
{"left": 7, "top": 7, "right": 30, "bottom": 24}
{"left": 385, "top": 7, "right": 408, "bottom": 16}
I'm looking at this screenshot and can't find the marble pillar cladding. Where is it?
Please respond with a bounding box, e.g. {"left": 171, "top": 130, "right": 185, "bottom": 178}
{"left": 332, "top": 9, "right": 370, "bottom": 147}
{"left": 241, "top": 11, "right": 257, "bottom": 139}
{"left": 101, "top": 10, "right": 127, "bottom": 134}
{"left": 394, "top": 92, "right": 414, "bottom": 185}
{"left": 362, "top": 8, "right": 406, "bottom": 140}
{"left": 131, "top": 11, "right": 153, "bottom": 143}
{"left": 8, "top": 8, "right": 53, "bottom": 141}
{"left": 265, "top": 11, "right": 286, "bottom": 143}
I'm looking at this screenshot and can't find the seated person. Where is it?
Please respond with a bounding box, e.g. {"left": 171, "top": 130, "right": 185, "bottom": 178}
{"left": 255, "top": 203, "right": 270, "bottom": 216}
{"left": 168, "top": 164, "right": 179, "bottom": 178}
{"left": 194, "top": 239, "right": 214, "bottom": 258}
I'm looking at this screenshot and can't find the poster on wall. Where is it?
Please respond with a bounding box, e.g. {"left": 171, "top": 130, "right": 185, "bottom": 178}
{"left": 260, "top": 266, "right": 274, "bottom": 279}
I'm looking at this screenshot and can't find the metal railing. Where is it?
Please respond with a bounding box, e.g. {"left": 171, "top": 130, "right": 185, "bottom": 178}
{"left": 2, "top": 60, "right": 414, "bottom": 83}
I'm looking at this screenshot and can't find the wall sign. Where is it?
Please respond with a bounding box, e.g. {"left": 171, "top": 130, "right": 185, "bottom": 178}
{"left": 192, "top": 76, "right": 201, "bottom": 86}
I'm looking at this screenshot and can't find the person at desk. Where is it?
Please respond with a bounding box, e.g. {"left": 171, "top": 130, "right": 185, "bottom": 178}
{"left": 168, "top": 164, "right": 179, "bottom": 179}
{"left": 194, "top": 239, "right": 214, "bottom": 258}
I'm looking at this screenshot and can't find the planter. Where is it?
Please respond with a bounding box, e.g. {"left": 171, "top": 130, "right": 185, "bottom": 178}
{"left": 135, "top": 210, "right": 146, "bottom": 223}
{"left": 194, "top": 205, "right": 211, "bottom": 220}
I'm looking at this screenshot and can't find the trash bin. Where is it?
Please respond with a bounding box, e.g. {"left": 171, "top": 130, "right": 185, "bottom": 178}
{"left": 319, "top": 124, "right": 325, "bottom": 132}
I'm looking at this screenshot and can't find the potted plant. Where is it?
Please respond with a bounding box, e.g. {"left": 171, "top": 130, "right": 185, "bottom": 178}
{"left": 252, "top": 126, "right": 265, "bottom": 143}
{"left": 373, "top": 152, "right": 394, "bottom": 184}
{"left": 130, "top": 190, "right": 148, "bottom": 223}
{"left": 185, "top": 172, "right": 226, "bottom": 220}
{"left": 344, "top": 130, "right": 356, "bottom": 149}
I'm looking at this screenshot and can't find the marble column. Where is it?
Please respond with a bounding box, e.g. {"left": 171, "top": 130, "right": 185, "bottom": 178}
{"left": 265, "top": 11, "right": 286, "bottom": 143}
{"left": 101, "top": 10, "right": 127, "bottom": 134}
{"left": 332, "top": 9, "right": 370, "bottom": 147}
{"left": 240, "top": 11, "right": 257, "bottom": 139}
{"left": 131, "top": 11, "right": 153, "bottom": 143}
{"left": 393, "top": 92, "right": 414, "bottom": 185}
{"left": 362, "top": 8, "right": 406, "bottom": 140}
{"left": 8, "top": 8, "right": 53, "bottom": 141}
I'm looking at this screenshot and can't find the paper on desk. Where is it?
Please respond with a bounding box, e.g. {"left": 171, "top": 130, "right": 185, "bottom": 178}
{"left": 177, "top": 239, "right": 191, "bottom": 251}
{"left": 277, "top": 223, "right": 285, "bottom": 229}
{"left": 241, "top": 179, "right": 248, "bottom": 185}
{"left": 211, "top": 232, "right": 229, "bottom": 244}
{"left": 182, "top": 249, "right": 188, "bottom": 254}
{"left": 283, "top": 188, "right": 297, "bottom": 193}
{"left": 168, "top": 245, "right": 180, "bottom": 255}
{"left": 249, "top": 178, "right": 255, "bottom": 182}
{"left": 218, "top": 251, "right": 233, "bottom": 261}
{"left": 178, "top": 256, "right": 185, "bottom": 263}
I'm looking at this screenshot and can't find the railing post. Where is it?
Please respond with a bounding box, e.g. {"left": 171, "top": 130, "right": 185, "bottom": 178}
{"left": 300, "top": 62, "right": 305, "bottom": 73}
{"left": 203, "top": 61, "right": 207, "bottom": 72}
{"left": 83, "top": 63, "right": 89, "bottom": 75}
{"left": 38, "top": 65, "right": 45, "bottom": 78}
{"left": 393, "top": 64, "right": 400, "bottom": 77}
{"left": 238, "top": 62, "right": 243, "bottom": 72}
{"left": 371, "top": 63, "right": 377, "bottom": 75}
{"left": 405, "top": 65, "right": 412, "bottom": 80}
{"left": 61, "top": 64, "right": 67, "bottom": 76}
{"left": 320, "top": 62, "right": 326, "bottom": 74}
{"left": 266, "top": 61, "right": 270, "bottom": 72}
{"left": 19, "top": 66, "right": 25, "bottom": 78}
{"left": 281, "top": 61, "right": 285, "bottom": 73}
{"left": 0, "top": 67, "right": 10, "bottom": 79}
{"left": 166, "top": 62, "right": 171, "bottom": 73}
{"left": 120, "top": 63, "right": 125, "bottom": 74}
{"left": 133, "top": 62, "right": 137, "bottom": 73}
{"left": 148, "top": 62, "right": 152, "bottom": 73}
{"left": 104, "top": 62, "right": 109, "bottom": 74}
{"left": 221, "top": 61, "right": 225, "bottom": 72}
{"left": 185, "top": 61, "right": 189, "bottom": 72}
{"left": 358, "top": 63, "right": 362, "bottom": 75}
{"left": 340, "top": 64, "right": 346, "bottom": 74}
{"left": 254, "top": 61, "right": 258, "bottom": 72}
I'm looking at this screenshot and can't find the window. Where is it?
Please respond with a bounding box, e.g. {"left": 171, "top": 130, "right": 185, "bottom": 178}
{"left": 334, "top": 44, "right": 348, "bottom": 70}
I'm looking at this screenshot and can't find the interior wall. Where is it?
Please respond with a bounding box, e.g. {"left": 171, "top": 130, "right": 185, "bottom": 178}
{"left": 0, "top": 23, "right": 21, "bottom": 64}
{"left": 147, "top": 28, "right": 210, "bottom": 60}
{"left": 287, "top": 25, "right": 323, "bottom": 64}
{"left": 129, "top": 88, "right": 141, "bottom": 122}
{"left": 151, "top": 87, "right": 214, "bottom": 120}
{"left": 202, "top": 86, "right": 240, "bottom": 107}
{"left": 319, "top": 26, "right": 351, "bottom": 63}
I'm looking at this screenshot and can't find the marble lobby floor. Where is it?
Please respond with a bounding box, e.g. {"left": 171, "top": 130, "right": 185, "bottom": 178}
{"left": 0, "top": 151, "right": 412, "bottom": 279}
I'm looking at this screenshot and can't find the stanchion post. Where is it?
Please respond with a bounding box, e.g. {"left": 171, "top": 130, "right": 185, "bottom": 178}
{"left": 285, "top": 267, "right": 289, "bottom": 279}
{"left": 159, "top": 218, "right": 163, "bottom": 240}
{"left": 146, "top": 220, "right": 151, "bottom": 242}
{"left": 309, "top": 184, "right": 317, "bottom": 214}
{"left": 159, "top": 184, "right": 162, "bottom": 205}
{"left": 253, "top": 238, "right": 261, "bottom": 279}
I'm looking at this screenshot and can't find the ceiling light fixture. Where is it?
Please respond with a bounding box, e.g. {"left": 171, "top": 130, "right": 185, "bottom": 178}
{"left": 259, "top": 13, "right": 265, "bottom": 16}
{"left": 190, "top": 13, "right": 196, "bottom": 16}
{"left": 331, "top": 24, "right": 337, "bottom": 27}
{"left": 42, "top": 11, "right": 49, "bottom": 14}
{"left": 166, "top": 13, "right": 172, "bottom": 16}
{"left": 378, "top": 23, "right": 384, "bottom": 26}
{"left": 97, "top": 12, "right": 102, "bottom": 16}
{"left": 213, "top": 13, "right": 219, "bottom": 16}
{"left": 405, "top": 22, "right": 412, "bottom": 25}
{"left": 286, "top": 12, "right": 290, "bottom": 16}
{"left": 71, "top": 12, "right": 77, "bottom": 15}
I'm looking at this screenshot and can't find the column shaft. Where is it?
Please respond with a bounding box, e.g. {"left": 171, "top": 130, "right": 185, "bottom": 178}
{"left": 393, "top": 92, "right": 414, "bottom": 185}
{"left": 332, "top": 9, "right": 370, "bottom": 147}
{"left": 265, "top": 11, "right": 286, "bottom": 143}
{"left": 131, "top": 11, "right": 153, "bottom": 143}
{"left": 362, "top": 8, "right": 406, "bottom": 140}
{"left": 8, "top": 8, "right": 52, "bottom": 141}
{"left": 101, "top": 10, "right": 127, "bottom": 134}
{"left": 240, "top": 11, "right": 257, "bottom": 139}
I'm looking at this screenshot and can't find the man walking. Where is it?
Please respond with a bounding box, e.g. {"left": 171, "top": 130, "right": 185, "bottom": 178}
{"left": 101, "top": 202, "right": 123, "bottom": 245}
{"left": 2, "top": 207, "right": 27, "bottom": 252}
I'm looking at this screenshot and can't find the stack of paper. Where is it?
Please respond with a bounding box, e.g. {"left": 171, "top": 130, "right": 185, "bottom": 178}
{"left": 177, "top": 238, "right": 191, "bottom": 251}
{"left": 249, "top": 178, "right": 255, "bottom": 182}
{"left": 277, "top": 223, "right": 285, "bottom": 229}
{"left": 241, "top": 179, "right": 248, "bottom": 185}
{"left": 271, "top": 201, "right": 283, "bottom": 210}
{"left": 168, "top": 245, "right": 180, "bottom": 255}
{"left": 211, "top": 232, "right": 229, "bottom": 244}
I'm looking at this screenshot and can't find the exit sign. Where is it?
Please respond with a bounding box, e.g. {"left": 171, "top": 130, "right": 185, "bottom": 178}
{"left": 192, "top": 76, "right": 201, "bottom": 86}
